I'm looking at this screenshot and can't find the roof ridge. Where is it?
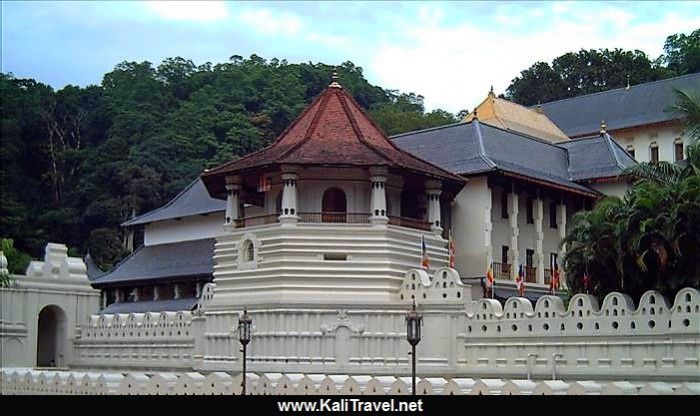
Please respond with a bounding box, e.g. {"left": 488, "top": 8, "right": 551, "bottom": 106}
{"left": 539, "top": 72, "right": 700, "bottom": 107}
{"left": 472, "top": 119, "right": 497, "bottom": 169}
{"left": 337, "top": 88, "right": 464, "bottom": 182}
{"left": 336, "top": 88, "right": 400, "bottom": 165}
{"left": 277, "top": 88, "right": 333, "bottom": 161}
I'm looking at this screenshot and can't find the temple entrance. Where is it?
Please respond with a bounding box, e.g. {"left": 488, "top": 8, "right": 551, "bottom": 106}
{"left": 36, "top": 305, "right": 67, "bottom": 367}
{"left": 322, "top": 187, "right": 347, "bottom": 222}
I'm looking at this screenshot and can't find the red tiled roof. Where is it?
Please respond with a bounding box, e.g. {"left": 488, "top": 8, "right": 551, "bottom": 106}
{"left": 202, "top": 81, "right": 465, "bottom": 197}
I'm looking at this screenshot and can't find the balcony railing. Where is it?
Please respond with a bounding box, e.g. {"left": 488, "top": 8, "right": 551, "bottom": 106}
{"left": 387, "top": 215, "right": 432, "bottom": 231}
{"left": 234, "top": 213, "right": 280, "bottom": 228}
{"left": 232, "top": 211, "right": 433, "bottom": 232}
{"left": 298, "top": 212, "right": 371, "bottom": 224}
{"left": 492, "top": 262, "right": 511, "bottom": 280}
{"left": 524, "top": 266, "right": 537, "bottom": 283}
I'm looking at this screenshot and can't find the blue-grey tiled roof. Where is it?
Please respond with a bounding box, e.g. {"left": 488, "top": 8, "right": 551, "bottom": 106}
{"left": 392, "top": 120, "right": 603, "bottom": 194}
{"left": 91, "top": 238, "right": 215, "bottom": 287}
{"left": 539, "top": 73, "right": 700, "bottom": 137}
{"left": 84, "top": 253, "right": 104, "bottom": 281}
{"left": 559, "top": 133, "right": 637, "bottom": 180}
{"left": 122, "top": 179, "right": 225, "bottom": 227}
{"left": 100, "top": 298, "right": 199, "bottom": 314}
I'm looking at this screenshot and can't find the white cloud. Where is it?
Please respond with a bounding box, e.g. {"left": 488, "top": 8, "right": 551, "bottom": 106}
{"left": 145, "top": 1, "right": 229, "bottom": 22}
{"left": 236, "top": 8, "right": 303, "bottom": 37}
{"left": 369, "top": 7, "right": 699, "bottom": 113}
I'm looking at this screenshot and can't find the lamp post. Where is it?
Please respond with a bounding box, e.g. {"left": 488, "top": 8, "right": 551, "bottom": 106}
{"left": 405, "top": 300, "right": 422, "bottom": 396}
{"left": 238, "top": 308, "right": 252, "bottom": 395}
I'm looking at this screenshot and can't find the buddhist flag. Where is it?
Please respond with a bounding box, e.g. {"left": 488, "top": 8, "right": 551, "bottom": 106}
{"left": 486, "top": 258, "right": 495, "bottom": 299}
{"left": 550, "top": 257, "right": 560, "bottom": 295}
{"left": 516, "top": 265, "right": 525, "bottom": 297}
{"left": 448, "top": 230, "right": 456, "bottom": 269}
{"left": 421, "top": 234, "right": 430, "bottom": 270}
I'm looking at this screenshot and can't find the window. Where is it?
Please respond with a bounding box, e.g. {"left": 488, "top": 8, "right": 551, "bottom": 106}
{"left": 549, "top": 202, "right": 558, "bottom": 228}
{"left": 526, "top": 197, "right": 534, "bottom": 224}
{"left": 501, "top": 246, "right": 509, "bottom": 264}
{"left": 105, "top": 290, "right": 116, "bottom": 307}
{"left": 243, "top": 240, "right": 255, "bottom": 262}
{"left": 626, "top": 145, "right": 635, "bottom": 159}
{"left": 675, "top": 140, "right": 684, "bottom": 162}
{"left": 650, "top": 142, "right": 659, "bottom": 163}
{"left": 501, "top": 191, "right": 509, "bottom": 219}
{"left": 526, "top": 249, "right": 534, "bottom": 267}
{"left": 550, "top": 253, "right": 558, "bottom": 268}
{"left": 322, "top": 187, "right": 347, "bottom": 222}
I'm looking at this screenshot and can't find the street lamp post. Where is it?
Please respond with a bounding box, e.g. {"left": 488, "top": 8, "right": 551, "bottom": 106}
{"left": 405, "top": 300, "right": 422, "bottom": 396}
{"left": 238, "top": 308, "right": 252, "bottom": 395}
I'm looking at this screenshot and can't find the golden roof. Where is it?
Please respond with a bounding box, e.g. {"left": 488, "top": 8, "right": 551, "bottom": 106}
{"left": 464, "top": 90, "right": 570, "bottom": 143}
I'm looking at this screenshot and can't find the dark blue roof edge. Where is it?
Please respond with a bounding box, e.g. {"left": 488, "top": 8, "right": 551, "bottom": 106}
{"left": 538, "top": 72, "right": 700, "bottom": 107}
{"left": 122, "top": 178, "right": 202, "bottom": 227}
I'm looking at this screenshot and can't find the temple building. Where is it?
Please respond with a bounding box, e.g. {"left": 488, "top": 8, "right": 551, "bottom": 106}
{"left": 539, "top": 72, "right": 700, "bottom": 164}
{"left": 2, "top": 72, "right": 699, "bottom": 386}
{"left": 91, "top": 73, "right": 643, "bottom": 310}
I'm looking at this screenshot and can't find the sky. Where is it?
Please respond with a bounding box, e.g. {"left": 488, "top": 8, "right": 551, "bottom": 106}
{"left": 2, "top": 1, "right": 699, "bottom": 113}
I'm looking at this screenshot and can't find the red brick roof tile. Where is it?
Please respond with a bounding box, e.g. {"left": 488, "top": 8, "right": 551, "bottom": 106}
{"left": 202, "top": 81, "right": 464, "bottom": 197}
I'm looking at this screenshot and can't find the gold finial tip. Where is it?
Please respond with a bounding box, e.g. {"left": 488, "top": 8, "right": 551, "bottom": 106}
{"left": 600, "top": 120, "right": 607, "bottom": 135}
{"left": 329, "top": 67, "right": 342, "bottom": 88}
{"left": 489, "top": 85, "right": 495, "bottom": 96}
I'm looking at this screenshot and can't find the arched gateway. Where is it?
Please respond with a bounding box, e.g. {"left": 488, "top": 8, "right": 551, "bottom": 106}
{"left": 36, "top": 305, "right": 67, "bottom": 367}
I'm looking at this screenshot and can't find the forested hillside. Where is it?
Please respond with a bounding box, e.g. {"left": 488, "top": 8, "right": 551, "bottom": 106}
{"left": 505, "top": 29, "right": 700, "bottom": 105}
{"left": 1, "top": 57, "right": 457, "bottom": 270}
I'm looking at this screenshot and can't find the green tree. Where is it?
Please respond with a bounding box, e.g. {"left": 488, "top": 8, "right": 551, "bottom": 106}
{"left": 661, "top": 28, "right": 700, "bottom": 76}
{"left": 1, "top": 238, "right": 33, "bottom": 277}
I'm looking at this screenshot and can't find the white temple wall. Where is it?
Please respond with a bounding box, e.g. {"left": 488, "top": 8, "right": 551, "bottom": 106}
{"left": 613, "top": 123, "right": 687, "bottom": 163}
{"left": 144, "top": 214, "right": 225, "bottom": 246}
{"left": 0, "top": 244, "right": 100, "bottom": 368}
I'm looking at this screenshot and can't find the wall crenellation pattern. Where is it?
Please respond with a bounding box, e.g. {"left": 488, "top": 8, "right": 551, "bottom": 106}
{"left": 464, "top": 288, "right": 699, "bottom": 337}
{"left": 2, "top": 368, "right": 699, "bottom": 395}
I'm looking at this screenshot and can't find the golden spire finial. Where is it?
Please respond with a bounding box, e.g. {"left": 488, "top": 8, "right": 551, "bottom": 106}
{"left": 329, "top": 67, "right": 342, "bottom": 89}
{"left": 473, "top": 107, "right": 478, "bottom": 120}
{"left": 625, "top": 74, "right": 630, "bottom": 90}
{"left": 489, "top": 85, "right": 495, "bottom": 97}
{"left": 600, "top": 120, "right": 607, "bottom": 136}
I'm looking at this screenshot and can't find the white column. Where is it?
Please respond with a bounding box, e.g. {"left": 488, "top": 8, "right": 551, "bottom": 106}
{"left": 425, "top": 179, "right": 443, "bottom": 235}
{"left": 133, "top": 287, "right": 140, "bottom": 302}
{"left": 115, "top": 289, "right": 122, "bottom": 304}
{"left": 174, "top": 283, "right": 181, "bottom": 300}
{"left": 101, "top": 291, "right": 107, "bottom": 309}
{"left": 224, "top": 175, "right": 241, "bottom": 226}
{"left": 484, "top": 186, "right": 493, "bottom": 273}
{"left": 370, "top": 166, "right": 388, "bottom": 225}
{"left": 509, "top": 184, "right": 519, "bottom": 280}
{"left": 558, "top": 200, "right": 567, "bottom": 286}
{"left": 196, "top": 282, "right": 202, "bottom": 298}
{"left": 535, "top": 195, "right": 545, "bottom": 284}
{"left": 279, "top": 167, "right": 299, "bottom": 225}
{"left": 153, "top": 286, "right": 160, "bottom": 301}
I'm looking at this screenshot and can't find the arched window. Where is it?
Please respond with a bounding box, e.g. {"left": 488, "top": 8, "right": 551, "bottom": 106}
{"left": 242, "top": 240, "right": 255, "bottom": 262}
{"left": 322, "top": 187, "right": 346, "bottom": 222}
